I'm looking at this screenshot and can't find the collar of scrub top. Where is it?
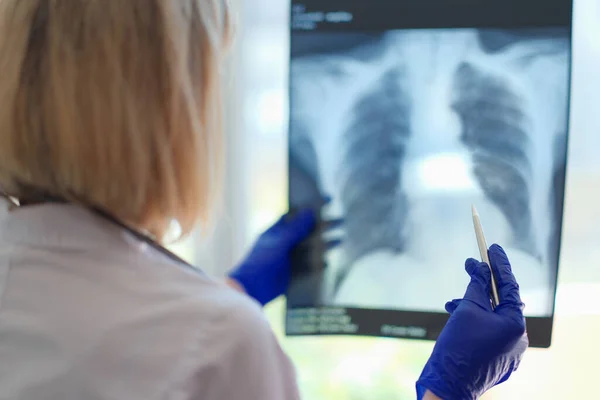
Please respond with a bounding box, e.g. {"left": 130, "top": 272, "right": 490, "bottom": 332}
{"left": 0, "top": 190, "right": 199, "bottom": 271}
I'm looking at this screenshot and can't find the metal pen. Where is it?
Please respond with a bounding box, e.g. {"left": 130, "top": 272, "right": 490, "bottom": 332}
{"left": 471, "top": 205, "right": 500, "bottom": 308}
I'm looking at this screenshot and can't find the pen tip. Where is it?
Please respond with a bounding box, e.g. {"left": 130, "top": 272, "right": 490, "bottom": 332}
{"left": 472, "top": 204, "right": 478, "bottom": 215}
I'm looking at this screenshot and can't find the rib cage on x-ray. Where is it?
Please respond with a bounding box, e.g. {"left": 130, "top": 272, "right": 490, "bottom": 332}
{"left": 289, "top": 29, "right": 569, "bottom": 308}
{"left": 338, "top": 67, "right": 410, "bottom": 273}
{"left": 451, "top": 62, "right": 537, "bottom": 258}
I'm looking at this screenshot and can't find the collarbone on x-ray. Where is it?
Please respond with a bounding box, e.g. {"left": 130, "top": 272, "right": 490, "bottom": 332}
{"left": 289, "top": 29, "right": 569, "bottom": 316}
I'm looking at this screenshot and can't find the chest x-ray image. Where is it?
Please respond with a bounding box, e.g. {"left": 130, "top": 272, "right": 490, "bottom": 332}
{"left": 287, "top": 28, "right": 571, "bottom": 323}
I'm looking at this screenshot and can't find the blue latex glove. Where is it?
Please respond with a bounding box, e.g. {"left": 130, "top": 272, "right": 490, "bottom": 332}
{"left": 416, "top": 244, "right": 529, "bottom": 400}
{"left": 229, "top": 207, "right": 342, "bottom": 306}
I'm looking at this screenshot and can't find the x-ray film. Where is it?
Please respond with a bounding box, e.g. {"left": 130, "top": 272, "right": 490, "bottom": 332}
{"left": 286, "top": 0, "right": 573, "bottom": 348}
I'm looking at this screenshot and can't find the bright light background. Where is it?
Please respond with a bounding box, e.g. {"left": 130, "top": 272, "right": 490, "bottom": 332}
{"left": 172, "top": 1, "right": 600, "bottom": 398}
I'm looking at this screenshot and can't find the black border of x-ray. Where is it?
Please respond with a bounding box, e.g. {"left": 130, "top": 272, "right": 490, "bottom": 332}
{"left": 285, "top": 0, "right": 574, "bottom": 349}
{"left": 291, "top": 0, "right": 573, "bottom": 31}
{"left": 285, "top": 308, "right": 554, "bottom": 347}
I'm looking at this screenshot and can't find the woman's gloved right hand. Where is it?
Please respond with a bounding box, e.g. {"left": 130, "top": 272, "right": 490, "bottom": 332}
{"left": 416, "top": 244, "right": 529, "bottom": 400}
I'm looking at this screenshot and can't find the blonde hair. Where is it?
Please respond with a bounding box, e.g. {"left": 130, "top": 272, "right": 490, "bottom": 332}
{"left": 0, "top": 0, "right": 232, "bottom": 241}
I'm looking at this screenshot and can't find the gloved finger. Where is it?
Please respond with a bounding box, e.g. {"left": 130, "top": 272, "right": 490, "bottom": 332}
{"left": 325, "top": 238, "right": 343, "bottom": 251}
{"left": 281, "top": 208, "right": 317, "bottom": 245}
{"left": 465, "top": 257, "right": 480, "bottom": 275}
{"left": 322, "top": 217, "right": 344, "bottom": 231}
{"left": 463, "top": 258, "right": 494, "bottom": 311}
{"left": 497, "top": 369, "right": 514, "bottom": 386}
{"left": 494, "top": 300, "right": 526, "bottom": 321}
{"left": 488, "top": 244, "right": 523, "bottom": 309}
{"left": 444, "top": 299, "right": 462, "bottom": 314}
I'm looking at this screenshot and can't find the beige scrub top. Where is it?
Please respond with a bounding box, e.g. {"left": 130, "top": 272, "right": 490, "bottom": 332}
{"left": 0, "top": 199, "right": 301, "bottom": 400}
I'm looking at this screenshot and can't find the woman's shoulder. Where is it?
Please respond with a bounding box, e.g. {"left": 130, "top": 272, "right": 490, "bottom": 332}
{"left": 124, "top": 242, "right": 280, "bottom": 353}
{"left": 132, "top": 255, "right": 300, "bottom": 399}
{"left": 123, "top": 241, "right": 267, "bottom": 327}
{"left": 171, "top": 289, "right": 300, "bottom": 399}
{"left": 102, "top": 243, "right": 300, "bottom": 398}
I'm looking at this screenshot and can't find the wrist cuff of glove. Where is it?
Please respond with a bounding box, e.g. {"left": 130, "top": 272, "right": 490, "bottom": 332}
{"left": 416, "top": 382, "right": 433, "bottom": 400}
{"left": 416, "top": 379, "right": 478, "bottom": 400}
{"left": 226, "top": 277, "right": 246, "bottom": 293}
{"left": 227, "top": 271, "right": 271, "bottom": 306}
{"left": 227, "top": 272, "right": 251, "bottom": 297}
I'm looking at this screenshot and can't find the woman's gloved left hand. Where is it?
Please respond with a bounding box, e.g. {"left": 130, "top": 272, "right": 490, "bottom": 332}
{"left": 228, "top": 208, "right": 318, "bottom": 306}
{"left": 416, "top": 244, "right": 529, "bottom": 400}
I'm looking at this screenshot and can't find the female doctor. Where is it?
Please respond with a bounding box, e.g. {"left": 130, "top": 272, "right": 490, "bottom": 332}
{"left": 0, "top": 1, "right": 527, "bottom": 399}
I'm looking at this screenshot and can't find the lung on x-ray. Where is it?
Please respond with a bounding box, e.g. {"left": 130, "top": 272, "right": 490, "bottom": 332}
{"left": 286, "top": 13, "right": 571, "bottom": 346}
